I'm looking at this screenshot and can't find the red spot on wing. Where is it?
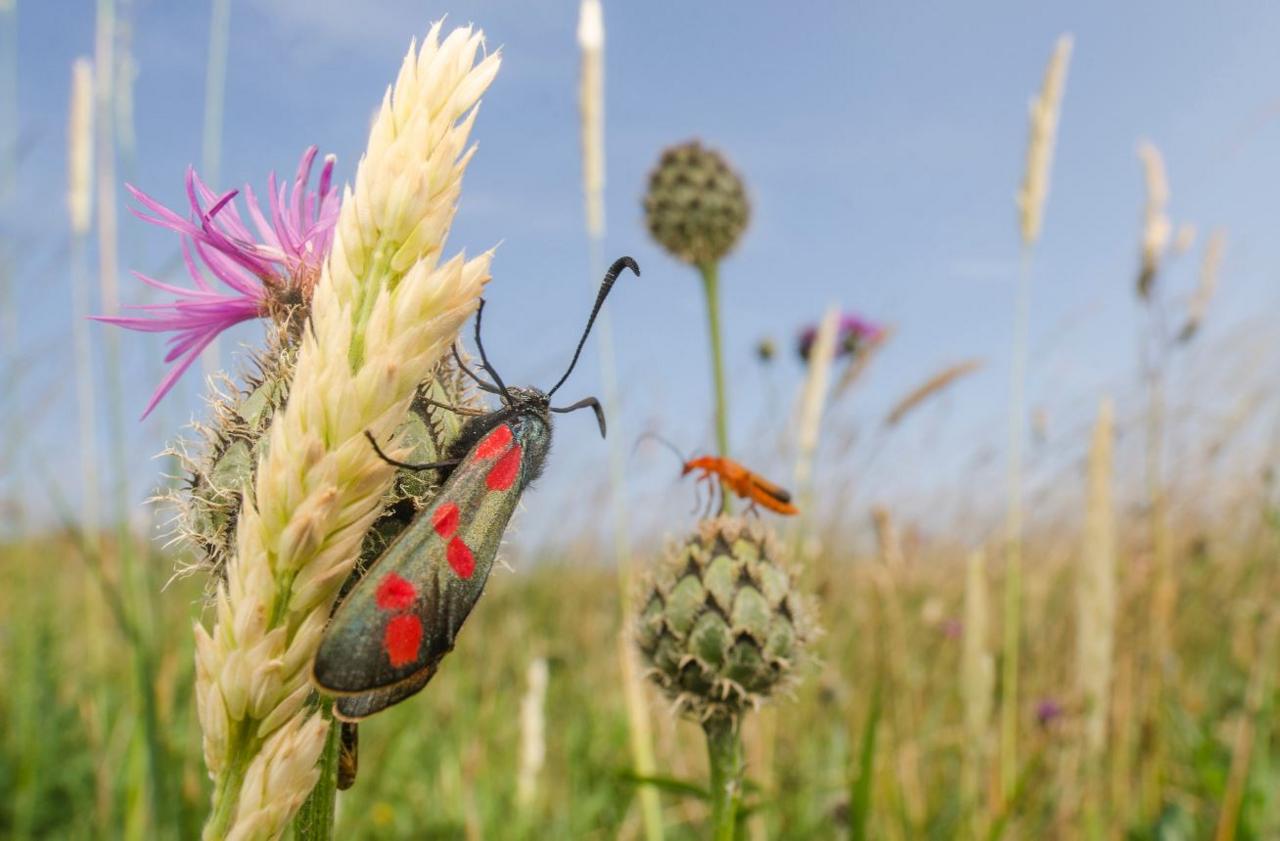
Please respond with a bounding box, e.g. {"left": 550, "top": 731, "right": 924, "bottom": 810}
{"left": 432, "top": 502, "right": 460, "bottom": 538}
{"left": 474, "top": 424, "right": 513, "bottom": 460}
{"left": 374, "top": 573, "right": 416, "bottom": 611}
{"left": 447, "top": 536, "right": 475, "bottom": 579}
{"left": 486, "top": 445, "right": 523, "bottom": 491}
{"left": 383, "top": 614, "right": 423, "bottom": 667}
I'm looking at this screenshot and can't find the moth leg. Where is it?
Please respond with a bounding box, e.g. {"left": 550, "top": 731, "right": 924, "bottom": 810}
{"left": 364, "top": 431, "right": 461, "bottom": 472}
{"left": 337, "top": 722, "right": 359, "bottom": 790}
{"left": 418, "top": 394, "right": 487, "bottom": 417}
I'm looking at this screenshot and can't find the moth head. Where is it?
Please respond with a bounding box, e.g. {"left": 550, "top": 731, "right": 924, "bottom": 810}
{"left": 461, "top": 256, "right": 639, "bottom": 439}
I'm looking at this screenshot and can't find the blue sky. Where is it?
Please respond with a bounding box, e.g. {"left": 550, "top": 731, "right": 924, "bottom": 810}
{"left": 6, "top": 1, "right": 1280, "bottom": 551}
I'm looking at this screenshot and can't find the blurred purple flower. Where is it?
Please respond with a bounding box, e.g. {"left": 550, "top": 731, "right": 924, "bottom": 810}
{"left": 939, "top": 618, "right": 963, "bottom": 640}
{"left": 94, "top": 146, "right": 339, "bottom": 419}
{"left": 797, "top": 313, "right": 883, "bottom": 362}
{"left": 1035, "top": 697, "right": 1064, "bottom": 728}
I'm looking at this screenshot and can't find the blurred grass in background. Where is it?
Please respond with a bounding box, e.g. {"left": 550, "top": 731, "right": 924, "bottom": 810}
{"left": 3, "top": 481, "right": 1279, "bottom": 839}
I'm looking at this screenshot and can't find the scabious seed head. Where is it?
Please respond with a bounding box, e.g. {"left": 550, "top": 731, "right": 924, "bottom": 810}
{"left": 636, "top": 515, "right": 816, "bottom": 722}
{"left": 643, "top": 140, "right": 750, "bottom": 267}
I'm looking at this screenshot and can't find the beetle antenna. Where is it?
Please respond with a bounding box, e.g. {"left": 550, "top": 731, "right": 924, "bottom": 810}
{"left": 633, "top": 431, "right": 690, "bottom": 471}
{"left": 547, "top": 256, "right": 640, "bottom": 397}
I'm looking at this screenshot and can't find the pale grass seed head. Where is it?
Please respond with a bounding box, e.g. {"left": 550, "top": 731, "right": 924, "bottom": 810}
{"left": 516, "top": 656, "right": 550, "bottom": 809}
{"left": 67, "top": 57, "right": 94, "bottom": 235}
{"left": 1017, "top": 34, "right": 1072, "bottom": 247}
{"left": 578, "top": 0, "right": 605, "bottom": 237}
{"left": 1077, "top": 397, "right": 1116, "bottom": 757}
{"left": 195, "top": 24, "right": 499, "bottom": 840}
{"left": 1137, "top": 139, "right": 1171, "bottom": 299}
{"left": 793, "top": 306, "right": 840, "bottom": 492}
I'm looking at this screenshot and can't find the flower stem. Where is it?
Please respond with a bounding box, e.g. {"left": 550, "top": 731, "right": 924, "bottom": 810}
{"left": 697, "top": 260, "right": 731, "bottom": 513}
{"left": 703, "top": 713, "right": 743, "bottom": 841}
{"left": 293, "top": 706, "right": 340, "bottom": 841}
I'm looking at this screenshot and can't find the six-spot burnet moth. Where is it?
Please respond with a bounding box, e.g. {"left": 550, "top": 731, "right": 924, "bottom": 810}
{"left": 313, "top": 256, "right": 640, "bottom": 726}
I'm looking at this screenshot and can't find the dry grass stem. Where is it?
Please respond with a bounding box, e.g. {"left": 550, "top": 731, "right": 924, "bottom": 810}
{"left": 884, "top": 359, "right": 983, "bottom": 427}
{"left": 1077, "top": 398, "right": 1115, "bottom": 763}
{"left": 834, "top": 324, "right": 892, "bottom": 398}
{"left": 516, "top": 657, "right": 549, "bottom": 810}
{"left": 1180, "top": 228, "right": 1225, "bottom": 341}
{"left": 962, "top": 548, "right": 993, "bottom": 823}
{"left": 871, "top": 505, "right": 905, "bottom": 569}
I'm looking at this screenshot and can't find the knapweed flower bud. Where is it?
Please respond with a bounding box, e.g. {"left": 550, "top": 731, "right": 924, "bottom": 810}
{"left": 643, "top": 140, "right": 750, "bottom": 267}
{"left": 636, "top": 516, "right": 815, "bottom": 721}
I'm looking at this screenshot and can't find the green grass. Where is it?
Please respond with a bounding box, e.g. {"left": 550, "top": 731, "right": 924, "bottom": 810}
{"left": 2, "top": 504, "right": 1279, "bottom": 839}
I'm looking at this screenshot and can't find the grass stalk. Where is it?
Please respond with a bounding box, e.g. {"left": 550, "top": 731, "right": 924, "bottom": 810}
{"left": 999, "top": 247, "right": 1031, "bottom": 803}
{"left": 1213, "top": 614, "right": 1279, "bottom": 841}
{"left": 792, "top": 305, "right": 839, "bottom": 559}
{"left": 697, "top": 260, "right": 731, "bottom": 511}
{"left": 1134, "top": 140, "right": 1174, "bottom": 818}
{"left": 69, "top": 58, "right": 99, "bottom": 540}
{"left": 577, "top": 2, "right": 663, "bottom": 833}
{"left": 1078, "top": 398, "right": 1116, "bottom": 835}
{"left": 1003, "top": 35, "right": 1070, "bottom": 802}
{"left": 0, "top": 0, "right": 19, "bottom": 525}
{"left": 95, "top": 1, "right": 170, "bottom": 832}
{"left": 200, "top": 0, "right": 231, "bottom": 376}
{"left": 963, "top": 548, "right": 993, "bottom": 836}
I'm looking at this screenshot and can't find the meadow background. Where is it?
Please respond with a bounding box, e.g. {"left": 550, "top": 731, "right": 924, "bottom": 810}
{"left": 4, "top": 1, "right": 1280, "bottom": 838}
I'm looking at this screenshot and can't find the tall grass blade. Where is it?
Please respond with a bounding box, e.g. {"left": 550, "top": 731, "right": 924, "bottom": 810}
{"left": 849, "top": 678, "right": 882, "bottom": 841}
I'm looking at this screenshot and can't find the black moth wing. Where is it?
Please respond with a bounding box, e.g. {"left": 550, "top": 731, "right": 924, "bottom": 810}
{"left": 313, "top": 412, "right": 551, "bottom": 721}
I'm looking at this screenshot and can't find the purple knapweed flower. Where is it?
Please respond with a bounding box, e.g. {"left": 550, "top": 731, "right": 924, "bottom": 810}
{"left": 1035, "top": 697, "right": 1064, "bottom": 728}
{"left": 94, "top": 146, "right": 339, "bottom": 418}
{"left": 797, "top": 313, "right": 883, "bottom": 362}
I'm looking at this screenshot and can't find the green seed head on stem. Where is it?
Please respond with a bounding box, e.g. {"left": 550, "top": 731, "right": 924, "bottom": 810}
{"left": 643, "top": 140, "right": 750, "bottom": 267}
{"left": 636, "top": 515, "right": 817, "bottom": 722}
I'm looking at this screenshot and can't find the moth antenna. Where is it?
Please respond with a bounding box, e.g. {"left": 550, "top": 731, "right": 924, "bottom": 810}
{"left": 364, "top": 430, "right": 462, "bottom": 472}
{"left": 547, "top": 256, "right": 640, "bottom": 398}
{"left": 550, "top": 395, "right": 606, "bottom": 437}
{"left": 634, "top": 430, "right": 690, "bottom": 472}
{"left": 452, "top": 342, "right": 502, "bottom": 394}
{"left": 473, "top": 300, "right": 512, "bottom": 400}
